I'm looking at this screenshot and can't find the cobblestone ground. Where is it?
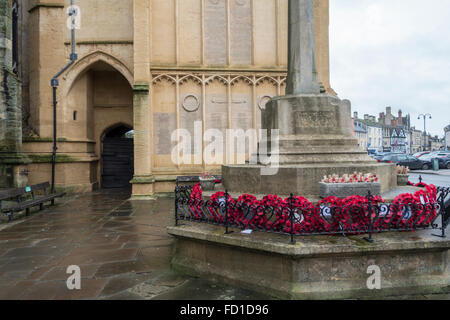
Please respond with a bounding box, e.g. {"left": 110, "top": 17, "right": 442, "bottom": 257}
{"left": 0, "top": 189, "right": 271, "bottom": 300}
{"left": 0, "top": 189, "right": 448, "bottom": 300}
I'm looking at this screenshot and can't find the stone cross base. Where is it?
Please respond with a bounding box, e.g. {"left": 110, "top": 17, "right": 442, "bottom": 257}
{"left": 260, "top": 94, "right": 370, "bottom": 165}
{"left": 222, "top": 162, "right": 397, "bottom": 198}
{"left": 168, "top": 224, "right": 450, "bottom": 300}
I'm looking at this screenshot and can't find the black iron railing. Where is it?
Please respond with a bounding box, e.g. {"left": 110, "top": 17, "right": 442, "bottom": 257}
{"left": 174, "top": 177, "right": 450, "bottom": 244}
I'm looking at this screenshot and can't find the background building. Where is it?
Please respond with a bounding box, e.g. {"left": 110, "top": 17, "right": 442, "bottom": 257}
{"left": 430, "top": 135, "right": 444, "bottom": 151}
{"left": 353, "top": 112, "right": 382, "bottom": 152}
{"left": 3, "top": 0, "right": 333, "bottom": 196}
{"left": 352, "top": 107, "right": 413, "bottom": 154}
{"left": 378, "top": 107, "right": 410, "bottom": 153}
{"left": 353, "top": 117, "right": 368, "bottom": 150}
{"left": 410, "top": 127, "right": 423, "bottom": 154}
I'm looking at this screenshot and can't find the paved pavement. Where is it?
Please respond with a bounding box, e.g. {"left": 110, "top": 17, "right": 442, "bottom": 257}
{"left": 0, "top": 189, "right": 448, "bottom": 300}
{"left": 411, "top": 169, "right": 450, "bottom": 176}
{"left": 410, "top": 170, "right": 450, "bottom": 187}
{"left": 0, "top": 189, "right": 270, "bottom": 300}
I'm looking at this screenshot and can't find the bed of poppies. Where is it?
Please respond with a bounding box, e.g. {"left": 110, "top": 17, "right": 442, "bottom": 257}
{"left": 177, "top": 181, "right": 440, "bottom": 235}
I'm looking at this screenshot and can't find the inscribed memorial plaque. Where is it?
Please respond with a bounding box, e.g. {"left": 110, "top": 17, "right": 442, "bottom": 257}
{"left": 154, "top": 113, "right": 177, "bottom": 155}
{"left": 295, "top": 111, "right": 337, "bottom": 128}
{"left": 205, "top": 0, "right": 227, "bottom": 65}
{"left": 231, "top": 93, "right": 253, "bottom": 154}
{"left": 206, "top": 94, "right": 228, "bottom": 133}
{"left": 231, "top": 94, "right": 252, "bottom": 130}
{"left": 230, "top": 0, "right": 252, "bottom": 65}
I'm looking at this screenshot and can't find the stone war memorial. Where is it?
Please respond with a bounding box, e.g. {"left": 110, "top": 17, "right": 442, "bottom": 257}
{"left": 168, "top": 0, "right": 450, "bottom": 299}
{"left": 222, "top": 0, "right": 396, "bottom": 198}
{"left": 0, "top": 0, "right": 449, "bottom": 302}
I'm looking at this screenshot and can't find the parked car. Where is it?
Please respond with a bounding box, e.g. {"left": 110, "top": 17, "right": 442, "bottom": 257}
{"left": 433, "top": 151, "right": 450, "bottom": 159}
{"left": 380, "top": 154, "right": 427, "bottom": 170}
{"left": 373, "top": 152, "right": 397, "bottom": 161}
{"left": 413, "top": 151, "right": 430, "bottom": 159}
{"left": 417, "top": 152, "right": 450, "bottom": 170}
{"left": 420, "top": 151, "right": 450, "bottom": 162}
{"left": 438, "top": 154, "right": 450, "bottom": 169}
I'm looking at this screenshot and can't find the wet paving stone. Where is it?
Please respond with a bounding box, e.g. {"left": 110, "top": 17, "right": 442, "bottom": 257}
{"left": 100, "top": 273, "right": 152, "bottom": 297}
{"left": 41, "top": 264, "right": 100, "bottom": 281}
{"left": 95, "top": 259, "right": 156, "bottom": 278}
{"left": 102, "top": 290, "right": 146, "bottom": 300}
{"left": 57, "top": 248, "right": 138, "bottom": 266}
{"left": 0, "top": 271, "right": 32, "bottom": 286}
{"left": 3, "top": 188, "right": 441, "bottom": 301}
{"left": 26, "top": 266, "right": 53, "bottom": 281}
{"left": 53, "top": 279, "right": 109, "bottom": 300}
{"left": 2, "top": 245, "right": 71, "bottom": 259}
{"left": 0, "top": 280, "right": 37, "bottom": 300}
{"left": 0, "top": 190, "right": 184, "bottom": 299}
{"left": 109, "top": 211, "right": 133, "bottom": 217}
{"left": 149, "top": 278, "right": 275, "bottom": 300}
{"left": 0, "top": 256, "right": 54, "bottom": 273}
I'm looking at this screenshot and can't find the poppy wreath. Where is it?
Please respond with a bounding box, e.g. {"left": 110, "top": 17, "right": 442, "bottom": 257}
{"left": 389, "top": 193, "right": 420, "bottom": 228}
{"left": 191, "top": 183, "right": 203, "bottom": 200}
{"left": 406, "top": 181, "right": 429, "bottom": 188}
{"left": 315, "top": 196, "right": 343, "bottom": 232}
{"left": 366, "top": 195, "right": 387, "bottom": 230}
{"left": 415, "top": 182, "right": 427, "bottom": 188}
{"left": 387, "top": 184, "right": 438, "bottom": 229}
{"left": 413, "top": 188, "right": 437, "bottom": 226}
{"left": 337, "top": 195, "right": 384, "bottom": 233}
{"left": 283, "top": 196, "right": 315, "bottom": 234}
{"left": 234, "top": 194, "right": 259, "bottom": 228}
{"left": 185, "top": 182, "right": 438, "bottom": 233}
{"left": 189, "top": 184, "right": 222, "bottom": 222}
{"left": 247, "top": 194, "right": 285, "bottom": 230}
{"left": 338, "top": 195, "right": 367, "bottom": 232}
{"left": 209, "top": 191, "right": 235, "bottom": 224}
{"left": 187, "top": 183, "right": 205, "bottom": 220}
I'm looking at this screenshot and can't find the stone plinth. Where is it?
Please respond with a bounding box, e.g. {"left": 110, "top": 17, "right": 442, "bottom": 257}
{"left": 222, "top": 94, "right": 397, "bottom": 197}
{"left": 319, "top": 182, "right": 381, "bottom": 199}
{"left": 223, "top": 162, "right": 396, "bottom": 199}
{"left": 168, "top": 224, "right": 450, "bottom": 299}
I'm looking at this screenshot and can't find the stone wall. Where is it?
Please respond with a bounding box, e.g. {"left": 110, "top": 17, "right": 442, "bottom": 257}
{"left": 0, "top": 0, "right": 27, "bottom": 188}
{"left": 0, "top": 0, "right": 21, "bottom": 153}
{"left": 168, "top": 224, "right": 450, "bottom": 299}
{"left": 16, "top": 0, "right": 333, "bottom": 194}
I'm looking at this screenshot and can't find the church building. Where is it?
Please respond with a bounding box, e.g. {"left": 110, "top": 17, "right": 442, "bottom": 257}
{"left": 4, "top": 0, "right": 333, "bottom": 197}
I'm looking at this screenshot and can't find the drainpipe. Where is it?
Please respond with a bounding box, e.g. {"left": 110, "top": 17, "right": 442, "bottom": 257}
{"left": 50, "top": 0, "right": 78, "bottom": 193}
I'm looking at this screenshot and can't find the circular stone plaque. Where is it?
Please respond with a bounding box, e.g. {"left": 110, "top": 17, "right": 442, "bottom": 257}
{"left": 182, "top": 94, "right": 200, "bottom": 112}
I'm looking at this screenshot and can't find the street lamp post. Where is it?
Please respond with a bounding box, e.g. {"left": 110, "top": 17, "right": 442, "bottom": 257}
{"left": 418, "top": 113, "right": 432, "bottom": 151}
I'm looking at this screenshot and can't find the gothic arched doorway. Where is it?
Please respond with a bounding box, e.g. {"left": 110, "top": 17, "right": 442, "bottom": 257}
{"left": 102, "top": 125, "right": 134, "bottom": 189}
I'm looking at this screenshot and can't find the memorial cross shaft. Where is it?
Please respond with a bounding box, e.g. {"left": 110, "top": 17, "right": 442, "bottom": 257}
{"left": 286, "top": 0, "right": 321, "bottom": 95}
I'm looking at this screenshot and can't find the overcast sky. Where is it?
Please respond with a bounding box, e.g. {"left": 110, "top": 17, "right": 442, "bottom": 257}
{"left": 330, "top": 0, "right": 450, "bottom": 137}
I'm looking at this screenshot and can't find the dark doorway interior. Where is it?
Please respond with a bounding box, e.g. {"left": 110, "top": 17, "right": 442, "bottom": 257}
{"left": 102, "top": 125, "right": 134, "bottom": 189}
